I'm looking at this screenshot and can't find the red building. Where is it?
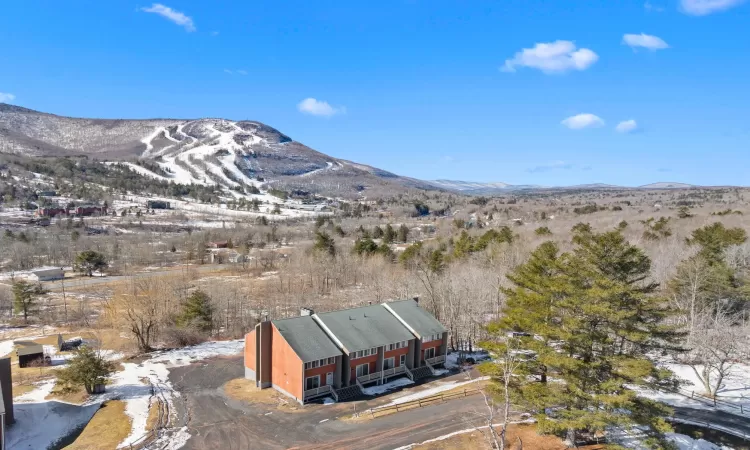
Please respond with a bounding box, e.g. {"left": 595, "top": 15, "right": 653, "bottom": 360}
{"left": 36, "top": 207, "right": 68, "bottom": 217}
{"left": 244, "top": 299, "right": 448, "bottom": 404}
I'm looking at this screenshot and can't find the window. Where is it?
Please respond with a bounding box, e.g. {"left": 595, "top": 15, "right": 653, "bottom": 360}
{"left": 371, "top": 347, "right": 378, "bottom": 355}
{"left": 305, "top": 375, "right": 320, "bottom": 390}
{"left": 423, "top": 334, "right": 441, "bottom": 343}
{"left": 356, "top": 363, "right": 369, "bottom": 377}
{"left": 306, "top": 357, "right": 336, "bottom": 369}
{"left": 384, "top": 357, "right": 395, "bottom": 370}
{"left": 422, "top": 335, "right": 433, "bottom": 343}
{"left": 424, "top": 347, "right": 435, "bottom": 360}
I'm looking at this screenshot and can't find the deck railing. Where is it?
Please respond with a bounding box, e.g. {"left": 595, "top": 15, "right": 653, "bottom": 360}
{"left": 357, "top": 365, "right": 407, "bottom": 385}
{"left": 303, "top": 384, "right": 332, "bottom": 399}
{"left": 425, "top": 355, "right": 446, "bottom": 366}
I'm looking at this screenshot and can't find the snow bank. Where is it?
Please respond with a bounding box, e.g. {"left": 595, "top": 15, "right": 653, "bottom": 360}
{"left": 362, "top": 377, "right": 414, "bottom": 396}
{"left": 385, "top": 376, "right": 489, "bottom": 406}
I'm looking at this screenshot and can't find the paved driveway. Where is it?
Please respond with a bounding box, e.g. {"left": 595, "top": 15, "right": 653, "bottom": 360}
{"left": 168, "top": 356, "right": 492, "bottom": 450}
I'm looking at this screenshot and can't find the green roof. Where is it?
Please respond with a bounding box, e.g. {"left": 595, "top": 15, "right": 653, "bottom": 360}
{"left": 314, "top": 304, "right": 415, "bottom": 353}
{"left": 384, "top": 300, "right": 447, "bottom": 338}
{"left": 272, "top": 316, "right": 342, "bottom": 363}
{"left": 16, "top": 344, "right": 44, "bottom": 357}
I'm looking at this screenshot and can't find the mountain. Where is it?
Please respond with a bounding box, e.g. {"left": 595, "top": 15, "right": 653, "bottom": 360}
{"left": 0, "top": 103, "right": 432, "bottom": 197}
{"left": 638, "top": 182, "right": 696, "bottom": 189}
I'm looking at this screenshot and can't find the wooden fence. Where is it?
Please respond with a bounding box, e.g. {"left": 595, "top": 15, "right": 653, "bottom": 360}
{"left": 363, "top": 388, "right": 482, "bottom": 418}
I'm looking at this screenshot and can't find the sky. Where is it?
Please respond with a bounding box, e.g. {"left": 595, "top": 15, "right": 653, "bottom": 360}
{"left": 1, "top": 0, "right": 749, "bottom": 187}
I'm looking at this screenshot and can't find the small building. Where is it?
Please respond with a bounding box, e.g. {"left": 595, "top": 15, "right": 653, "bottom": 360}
{"left": 36, "top": 207, "right": 68, "bottom": 218}
{"left": 207, "top": 241, "right": 228, "bottom": 249}
{"left": 0, "top": 357, "right": 13, "bottom": 450}
{"left": 244, "top": 299, "right": 448, "bottom": 404}
{"left": 16, "top": 344, "right": 47, "bottom": 368}
{"left": 29, "top": 268, "right": 64, "bottom": 282}
{"left": 74, "top": 206, "right": 107, "bottom": 217}
{"left": 147, "top": 200, "right": 171, "bottom": 210}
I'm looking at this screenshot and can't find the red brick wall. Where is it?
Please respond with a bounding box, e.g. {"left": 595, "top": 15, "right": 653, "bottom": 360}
{"left": 271, "top": 324, "right": 303, "bottom": 400}
{"left": 304, "top": 363, "right": 337, "bottom": 387}
{"left": 384, "top": 347, "right": 409, "bottom": 366}
{"left": 244, "top": 330, "right": 256, "bottom": 371}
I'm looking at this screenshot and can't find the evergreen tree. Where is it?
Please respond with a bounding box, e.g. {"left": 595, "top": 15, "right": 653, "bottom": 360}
{"left": 177, "top": 290, "right": 214, "bottom": 332}
{"left": 74, "top": 250, "right": 108, "bottom": 277}
{"left": 688, "top": 222, "right": 747, "bottom": 263}
{"left": 397, "top": 224, "right": 409, "bottom": 243}
{"left": 383, "top": 224, "right": 396, "bottom": 244}
{"left": 353, "top": 238, "right": 379, "bottom": 256}
{"left": 12, "top": 280, "right": 45, "bottom": 323}
{"left": 56, "top": 346, "right": 116, "bottom": 394}
{"left": 498, "top": 231, "right": 680, "bottom": 447}
{"left": 313, "top": 231, "right": 336, "bottom": 256}
{"left": 372, "top": 226, "right": 384, "bottom": 239}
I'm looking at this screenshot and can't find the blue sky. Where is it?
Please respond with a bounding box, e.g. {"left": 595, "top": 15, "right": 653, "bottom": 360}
{"left": 1, "top": 0, "right": 749, "bottom": 186}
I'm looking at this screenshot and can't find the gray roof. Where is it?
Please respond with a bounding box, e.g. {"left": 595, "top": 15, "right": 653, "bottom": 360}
{"left": 272, "top": 316, "right": 342, "bottom": 363}
{"left": 385, "top": 300, "right": 447, "bottom": 338}
{"left": 16, "top": 344, "right": 44, "bottom": 357}
{"left": 314, "top": 304, "right": 415, "bottom": 353}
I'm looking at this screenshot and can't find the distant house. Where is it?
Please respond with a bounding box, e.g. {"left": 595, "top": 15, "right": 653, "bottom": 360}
{"left": 36, "top": 207, "right": 68, "bottom": 218}
{"left": 74, "top": 206, "right": 107, "bottom": 216}
{"left": 0, "top": 357, "right": 13, "bottom": 449}
{"left": 245, "top": 299, "right": 448, "bottom": 404}
{"left": 15, "top": 343, "right": 47, "bottom": 368}
{"left": 29, "top": 268, "right": 64, "bottom": 282}
{"left": 146, "top": 200, "right": 171, "bottom": 210}
{"left": 207, "top": 241, "right": 228, "bottom": 249}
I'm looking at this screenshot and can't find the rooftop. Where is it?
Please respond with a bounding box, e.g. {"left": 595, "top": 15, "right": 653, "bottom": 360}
{"left": 314, "top": 304, "right": 415, "bottom": 353}
{"left": 384, "top": 299, "right": 448, "bottom": 338}
{"left": 272, "top": 316, "right": 342, "bottom": 363}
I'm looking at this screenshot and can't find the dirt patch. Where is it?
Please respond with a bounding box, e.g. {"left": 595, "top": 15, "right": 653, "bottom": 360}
{"left": 11, "top": 383, "right": 35, "bottom": 398}
{"left": 46, "top": 379, "right": 89, "bottom": 404}
{"left": 413, "top": 424, "right": 567, "bottom": 450}
{"left": 65, "top": 400, "right": 133, "bottom": 450}
{"left": 222, "top": 377, "right": 304, "bottom": 412}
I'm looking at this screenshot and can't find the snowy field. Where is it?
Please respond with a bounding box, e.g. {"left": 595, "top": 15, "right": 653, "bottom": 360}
{"left": 5, "top": 339, "right": 245, "bottom": 450}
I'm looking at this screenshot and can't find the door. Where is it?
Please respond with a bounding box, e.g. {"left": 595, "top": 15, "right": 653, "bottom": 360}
{"left": 399, "top": 354, "right": 406, "bottom": 367}
{"left": 383, "top": 357, "right": 395, "bottom": 371}
{"left": 326, "top": 372, "right": 333, "bottom": 386}
{"left": 356, "top": 363, "right": 369, "bottom": 378}
{"left": 306, "top": 375, "right": 320, "bottom": 391}
{"left": 424, "top": 347, "right": 435, "bottom": 360}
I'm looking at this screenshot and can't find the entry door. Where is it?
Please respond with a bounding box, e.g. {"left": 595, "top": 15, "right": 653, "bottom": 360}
{"left": 356, "top": 363, "right": 369, "bottom": 377}
{"left": 326, "top": 372, "right": 333, "bottom": 386}
{"left": 424, "top": 347, "right": 435, "bottom": 360}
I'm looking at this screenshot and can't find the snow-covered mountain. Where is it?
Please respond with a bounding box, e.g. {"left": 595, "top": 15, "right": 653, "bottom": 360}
{"left": 0, "top": 103, "right": 431, "bottom": 197}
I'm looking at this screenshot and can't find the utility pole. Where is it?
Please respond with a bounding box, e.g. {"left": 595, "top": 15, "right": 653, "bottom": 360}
{"left": 61, "top": 269, "right": 68, "bottom": 323}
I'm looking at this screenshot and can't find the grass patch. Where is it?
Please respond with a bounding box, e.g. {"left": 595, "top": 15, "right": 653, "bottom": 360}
{"left": 222, "top": 377, "right": 303, "bottom": 412}
{"left": 146, "top": 399, "right": 161, "bottom": 430}
{"left": 46, "top": 379, "right": 89, "bottom": 404}
{"left": 413, "top": 424, "right": 567, "bottom": 450}
{"left": 65, "top": 400, "right": 132, "bottom": 450}
{"left": 12, "top": 383, "right": 36, "bottom": 398}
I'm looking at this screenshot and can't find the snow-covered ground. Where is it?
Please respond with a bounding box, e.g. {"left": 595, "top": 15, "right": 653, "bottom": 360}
{"left": 361, "top": 377, "right": 414, "bottom": 396}
{"left": 445, "top": 350, "right": 490, "bottom": 369}
{"left": 638, "top": 361, "right": 750, "bottom": 418}
{"left": 5, "top": 339, "right": 245, "bottom": 450}
{"left": 609, "top": 426, "right": 733, "bottom": 450}
{"left": 384, "top": 376, "right": 489, "bottom": 406}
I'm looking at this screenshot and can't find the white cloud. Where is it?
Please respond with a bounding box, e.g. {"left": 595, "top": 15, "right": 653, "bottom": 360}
{"left": 236, "top": 70, "right": 248, "bottom": 76}
{"left": 561, "top": 113, "right": 605, "bottom": 130}
{"left": 680, "top": 0, "right": 745, "bottom": 15}
{"left": 502, "top": 40, "right": 598, "bottom": 74}
{"left": 623, "top": 33, "right": 669, "bottom": 50}
{"left": 0, "top": 92, "right": 15, "bottom": 103}
{"left": 616, "top": 119, "right": 639, "bottom": 133}
{"left": 141, "top": 4, "right": 196, "bottom": 32}
{"left": 223, "top": 69, "right": 248, "bottom": 75}
{"left": 297, "top": 98, "right": 345, "bottom": 117}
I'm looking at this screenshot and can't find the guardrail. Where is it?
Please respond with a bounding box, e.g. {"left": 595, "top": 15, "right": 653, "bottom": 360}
{"left": 668, "top": 414, "right": 750, "bottom": 441}
{"left": 650, "top": 384, "right": 748, "bottom": 415}
{"left": 304, "top": 385, "right": 332, "bottom": 399}
{"left": 426, "top": 355, "right": 446, "bottom": 366}
{"left": 360, "top": 388, "right": 482, "bottom": 418}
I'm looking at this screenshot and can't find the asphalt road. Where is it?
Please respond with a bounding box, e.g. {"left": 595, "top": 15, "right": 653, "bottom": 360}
{"left": 167, "top": 356, "right": 492, "bottom": 450}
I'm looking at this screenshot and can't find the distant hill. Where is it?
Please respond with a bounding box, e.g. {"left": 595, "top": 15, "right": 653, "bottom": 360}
{"left": 638, "top": 182, "right": 696, "bottom": 189}
{"left": 0, "top": 103, "right": 433, "bottom": 197}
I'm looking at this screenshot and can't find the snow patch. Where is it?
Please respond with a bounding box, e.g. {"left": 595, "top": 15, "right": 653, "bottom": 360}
{"left": 361, "top": 377, "right": 414, "bottom": 396}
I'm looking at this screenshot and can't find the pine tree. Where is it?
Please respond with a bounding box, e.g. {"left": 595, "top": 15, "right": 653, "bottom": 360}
{"left": 397, "top": 224, "right": 409, "bottom": 243}
{"left": 383, "top": 224, "right": 396, "bottom": 244}
{"left": 56, "top": 346, "right": 116, "bottom": 394}
{"left": 498, "top": 231, "right": 680, "bottom": 447}
{"left": 177, "top": 290, "right": 214, "bottom": 332}
{"left": 372, "top": 226, "right": 384, "bottom": 239}
{"left": 313, "top": 231, "right": 336, "bottom": 256}
{"left": 688, "top": 222, "right": 747, "bottom": 263}
{"left": 13, "top": 280, "right": 45, "bottom": 323}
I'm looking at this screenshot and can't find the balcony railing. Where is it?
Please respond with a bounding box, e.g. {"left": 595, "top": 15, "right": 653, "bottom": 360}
{"left": 357, "top": 365, "right": 407, "bottom": 385}
{"left": 425, "top": 355, "right": 445, "bottom": 366}
{"left": 304, "top": 384, "right": 332, "bottom": 400}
